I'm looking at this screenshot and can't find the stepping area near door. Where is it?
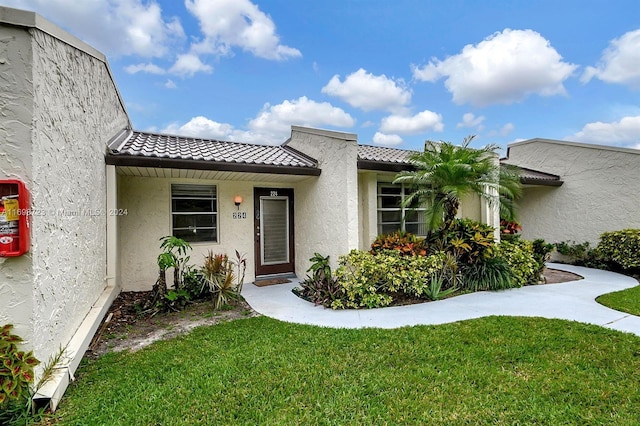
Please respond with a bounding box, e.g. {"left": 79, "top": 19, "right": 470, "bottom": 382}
{"left": 242, "top": 263, "right": 640, "bottom": 336}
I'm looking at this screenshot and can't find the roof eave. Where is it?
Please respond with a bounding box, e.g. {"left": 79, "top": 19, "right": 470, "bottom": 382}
{"left": 105, "top": 154, "right": 321, "bottom": 176}
{"left": 520, "top": 177, "right": 564, "bottom": 187}
{"left": 357, "top": 160, "right": 414, "bottom": 172}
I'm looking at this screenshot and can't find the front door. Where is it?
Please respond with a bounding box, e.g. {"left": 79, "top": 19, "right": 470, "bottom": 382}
{"left": 254, "top": 188, "right": 295, "bottom": 276}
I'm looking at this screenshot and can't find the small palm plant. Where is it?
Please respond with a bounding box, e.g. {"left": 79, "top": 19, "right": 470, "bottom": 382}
{"left": 393, "top": 135, "right": 521, "bottom": 235}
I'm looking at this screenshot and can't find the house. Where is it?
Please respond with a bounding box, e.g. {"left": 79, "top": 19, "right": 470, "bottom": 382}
{"left": 502, "top": 139, "right": 640, "bottom": 245}
{"left": 0, "top": 6, "right": 495, "bottom": 408}
{"left": 1, "top": 5, "right": 638, "bottom": 411}
{"left": 109, "top": 127, "right": 500, "bottom": 292}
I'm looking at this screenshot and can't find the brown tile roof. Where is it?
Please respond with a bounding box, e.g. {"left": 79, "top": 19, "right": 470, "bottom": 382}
{"left": 357, "top": 145, "right": 415, "bottom": 172}
{"left": 106, "top": 130, "right": 320, "bottom": 175}
{"left": 515, "top": 166, "right": 563, "bottom": 186}
{"left": 357, "top": 145, "right": 415, "bottom": 164}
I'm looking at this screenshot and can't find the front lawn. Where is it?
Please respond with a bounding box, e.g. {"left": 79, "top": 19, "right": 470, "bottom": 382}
{"left": 597, "top": 283, "right": 640, "bottom": 316}
{"left": 54, "top": 316, "right": 640, "bottom": 425}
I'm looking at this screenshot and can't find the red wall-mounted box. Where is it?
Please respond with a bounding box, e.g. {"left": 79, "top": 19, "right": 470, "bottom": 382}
{"left": 0, "top": 179, "right": 30, "bottom": 257}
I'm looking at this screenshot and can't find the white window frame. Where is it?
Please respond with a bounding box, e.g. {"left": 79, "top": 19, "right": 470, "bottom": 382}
{"left": 171, "top": 184, "right": 218, "bottom": 243}
{"left": 377, "top": 183, "right": 428, "bottom": 236}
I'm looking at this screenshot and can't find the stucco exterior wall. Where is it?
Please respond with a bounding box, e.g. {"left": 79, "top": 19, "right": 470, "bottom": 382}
{"left": 358, "top": 171, "right": 378, "bottom": 250}
{"left": 0, "top": 13, "right": 129, "bottom": 374}
{"left": 287, "top": 127, "right": 359, "bottom": 272}
{"left": 505, "top": 139, "right": 640, "bottom": 244}
{"left": 118, "top": 175, "right": 300, "bottom": 291}
{"left": 0, "top": 25, "right": 35, "bottom": 343}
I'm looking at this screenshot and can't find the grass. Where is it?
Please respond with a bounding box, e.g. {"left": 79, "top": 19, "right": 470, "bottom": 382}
{"left": 52, "top": 316, "right": 640, "bottom": 425}
{"left": 597, "top": 283, "right": 640, "bottom": 316}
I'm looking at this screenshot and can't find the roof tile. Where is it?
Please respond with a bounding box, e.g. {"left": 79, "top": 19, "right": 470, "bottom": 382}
{"left": 110, "top": 131, "right": 318, "bottom": 168}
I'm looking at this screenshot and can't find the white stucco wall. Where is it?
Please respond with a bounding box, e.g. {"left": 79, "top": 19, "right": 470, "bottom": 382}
{"left": 0, "top": 11, "right": 129, "bottom": 375}
{"left": 0, "top": 24, "right": 35, "bottom": 342}
{"left": 358, "top": 171, "right": 378, "bottom": 250}
{"left": 287, "top": 127, "right": 360, "bottom": 272}
{"left": 118, "top": 175, "right": 301, "bottom": 291}
{"left": 504, "top": 139, "right": 640, "bottom": 244}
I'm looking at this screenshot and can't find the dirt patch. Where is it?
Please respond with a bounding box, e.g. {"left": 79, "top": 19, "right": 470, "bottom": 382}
{"left": 86, "top": 293, "right": 258, "bottom": 358}
{"left": 543, "top": 268, "right": 583, "bottom": 284}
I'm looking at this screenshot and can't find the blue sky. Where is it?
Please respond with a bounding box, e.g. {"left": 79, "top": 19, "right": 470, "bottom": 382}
{"left": 4, "top": 0, "right": 640, "bottom": 151}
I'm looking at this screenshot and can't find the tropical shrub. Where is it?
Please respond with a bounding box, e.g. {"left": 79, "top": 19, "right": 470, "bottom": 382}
{"left": 0, "top": 324, "right": 40, "bottom": 424}
{"left": 532, "top": 238, "right": 555, "bottom": 278}
{"left": 429, "top": 218, "right": 496, "bottom": 265}
{"left": 596, "top": 229, "right": 640, "bottom": 271}
{"left": 335, "top": 250, "right": 446, "bottom": 308}
{"left": 293, "top": 253, "right": 344, "bottom": 308}
{"left": 500, "top": 219, "right": 522, "bottom": 236}
{"left": 461, "top": 256, "right": 516, "bottom": 291}
{"left": 496, "top": 239, "right": 539, "bottom": 287}
{"left": 555, "top": 240, "right": 605, "bottom": 269}
{"left": 370, "top": 231, "right": 427, "bottom": 256}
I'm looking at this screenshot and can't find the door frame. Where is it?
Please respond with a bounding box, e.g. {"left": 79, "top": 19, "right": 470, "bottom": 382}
{"left": 254, "top": 187, "right": 295, "bottom": 276}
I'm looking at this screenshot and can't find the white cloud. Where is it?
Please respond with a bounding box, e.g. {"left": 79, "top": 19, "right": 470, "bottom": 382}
{"left": 457, "top": 113, "right": 485, "bottom": 129}
{"left": 162, "top": 116, "right": 234, "bottom": 139}
{"left": 162, "top": 97, "right": 354, "bottom": 145}
{"left": 4, "top": 0, "right": 185, "bottom": 58}
{"left": 321, "top": 68, "right": 411, "bottom": 112}
{"left": 569, "top": 116, "right": 640, "bottom": 147}
{"left": 581, "top": 29, "right": 640, "bottom": 88}
{"left": 500, "top": 123, "right": 515, "bottom": 136}
{"left": 184, "top": 0, "right": 301, "bottom": 60}
{"left": 164, "top": 79, "right": 177, "bottom": 89}
{"left": 412, "top": 29, "right": 577, "bottom": 106}
{"left": 245, "top": 96, "right": 355, "bottom": 142}
{"left": 169, "top": 54, "right": 213, "bottom": 77}
{"left": 380, "top": 110, "right": 444, "bottom": 134}
{"left": 125, "top": 62, "right": 166, "bottom": 75}
{"left": 373, "top": 133, "right": 403, "bottom": 146}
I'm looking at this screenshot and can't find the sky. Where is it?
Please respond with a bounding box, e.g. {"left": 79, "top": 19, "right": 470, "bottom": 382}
{"left": 3, "top": 0, "right": 640, "bottom": 152}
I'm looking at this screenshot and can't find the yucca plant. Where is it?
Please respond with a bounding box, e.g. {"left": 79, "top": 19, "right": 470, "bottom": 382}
{"left": 201, "top": 251, "right": 239, "bottom": 310}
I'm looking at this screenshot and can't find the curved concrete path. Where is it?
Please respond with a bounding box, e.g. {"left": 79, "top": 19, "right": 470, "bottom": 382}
{"left": 242, "top": 263, "right": 640, "bottom": 336}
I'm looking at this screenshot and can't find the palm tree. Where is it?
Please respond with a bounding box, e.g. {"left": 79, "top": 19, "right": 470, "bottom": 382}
{"left": 393, "top": 135, "right": 521, "bottom": 234}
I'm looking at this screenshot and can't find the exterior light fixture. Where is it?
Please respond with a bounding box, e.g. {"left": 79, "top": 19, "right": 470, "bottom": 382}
{"left": 233, "top": 195, "right": 243, "bottom": 210}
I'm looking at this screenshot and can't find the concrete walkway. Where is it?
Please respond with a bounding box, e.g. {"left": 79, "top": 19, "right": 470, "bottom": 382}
{"left": 242, "top": 263, "right": 640, "bottom": 336}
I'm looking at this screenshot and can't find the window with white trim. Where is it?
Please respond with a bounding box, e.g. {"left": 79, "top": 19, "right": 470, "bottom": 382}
{"left": 377, "top": 183, "right": 428, "bottom": 236}
{"left": 171, "top": 184, "right": 218, "bottom": 243}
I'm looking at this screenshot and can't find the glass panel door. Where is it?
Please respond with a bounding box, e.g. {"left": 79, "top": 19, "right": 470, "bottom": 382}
{"left": 260, "top": 197, "right": 289, "bottom": 265}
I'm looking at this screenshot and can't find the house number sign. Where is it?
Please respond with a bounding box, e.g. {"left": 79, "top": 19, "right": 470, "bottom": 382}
{"left": 232, "top": 211, "right": 247, "bottom": 219}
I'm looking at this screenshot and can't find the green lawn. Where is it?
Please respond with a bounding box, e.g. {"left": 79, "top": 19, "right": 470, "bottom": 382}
{"left": 52, "top": 316, "right": 640, "bottom": 425}
{"left": 597, "top": 283, "right": 640, "bottom": 316}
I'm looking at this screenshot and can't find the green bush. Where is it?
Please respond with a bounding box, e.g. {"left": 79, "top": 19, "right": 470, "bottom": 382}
{"left": 597, "top": 229, "right": 640, "bottom": 271}
{"left": 429, "top": 218, "right": 495, "bottom": 265}
{"left": 461, "top": 256, "right": 516, "bottom": 291}
{"left": 532, "top": 239, "right": 555, "bottom": 276}
{"left": 294, "top": 254, "right": 344, "bottom": 308}
{"left": 335, "top": 250, "right": 446, "bottom": 308}
{"left": 555, "top": 240, "right": 607, "bottom": 269}
{"left": 496, "top": 239, "right": 539, "bottom": 287}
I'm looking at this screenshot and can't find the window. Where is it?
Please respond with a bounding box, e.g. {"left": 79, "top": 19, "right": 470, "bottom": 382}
{"left": 377, "top": 183, "right": 428, "bottom": 236}
{"left": 171, "top": 184, "right": 217, "bottom": 243}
